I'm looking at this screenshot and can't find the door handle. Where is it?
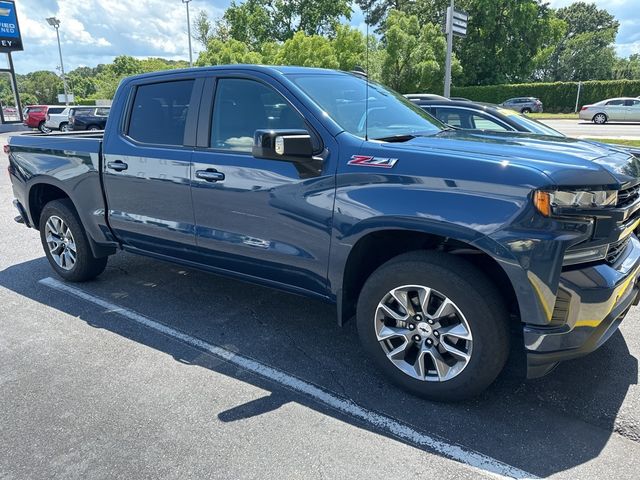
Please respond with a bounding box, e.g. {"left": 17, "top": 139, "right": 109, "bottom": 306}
{"left": 107, "top": 160, "right": 128, "bottom": 172}
{"left": 196, "top": 169, "right": 225, "bottom": 182}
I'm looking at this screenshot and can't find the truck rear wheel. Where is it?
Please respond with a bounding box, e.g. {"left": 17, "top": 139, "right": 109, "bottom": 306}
{"left": 39, "top": 199, "right": 108, "bottom": 282}
{"left": 356, "top": 251, "right": 510, "bottom": 401}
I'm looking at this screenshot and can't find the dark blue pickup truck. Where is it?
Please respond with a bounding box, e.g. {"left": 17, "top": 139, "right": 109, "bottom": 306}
{"left": 8, "top": 66, "right": 640, "bottom": 400}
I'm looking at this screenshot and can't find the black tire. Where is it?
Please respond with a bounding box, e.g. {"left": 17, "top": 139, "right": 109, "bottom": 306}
{"left": 59, "top": 122, "right": 69, "bottom": 132}
{"left": 87, "top": 125, "right": 100, "bottom": 131}
{"left": 38, "top": 121, "right": 51, "bottom": 133}
{"left": 39, "top": 199, "right": 108, "bottom": 282}
{"left": 356, "top": 250, "right": 510, "bottom": 401}
{"left": 593, "top": 113, "right": 607, "bottom": 125}
{"left": 521, "top": 108, "right": 532, "bottom": 114}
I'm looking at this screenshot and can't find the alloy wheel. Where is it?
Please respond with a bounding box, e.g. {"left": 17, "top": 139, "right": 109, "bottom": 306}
{"left": 44, "top": 215, "right": 77, "bottom": 271}
{"left": 374, "top": 285, "right": 473, "bottom": 382}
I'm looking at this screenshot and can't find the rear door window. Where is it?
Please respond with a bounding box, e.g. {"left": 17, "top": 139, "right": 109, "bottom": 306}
{"left": 606, "top": 99, "right": 625, "bottom": 106}
{"left": 48, "top": 107, "right": 65, "bottom": 114}
{"left": 128, "top": 80, "right": 195, "bottom": 146}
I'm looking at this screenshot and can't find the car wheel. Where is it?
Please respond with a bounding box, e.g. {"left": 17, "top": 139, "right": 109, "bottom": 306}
{"left": 521, "top": 108, "right": 532, "bottom": 114}
{"left": 356, "top": 251, "right": 510, "bottom": 401}
{"left": 39, "top": 199, "right": 108, "bottom": 282}
{"left": 88, "top": 125, "right": 100, "bottom": 131}
{"left": 39, "top": 122, "right": 51, "bottom": 133}
{"left": 593, "top": 113, "right": 607, "bottom": 125}
{"left": 59, "top": 122, "right": 70, "bottom": 132}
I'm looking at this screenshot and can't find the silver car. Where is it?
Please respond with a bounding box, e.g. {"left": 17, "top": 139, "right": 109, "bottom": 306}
{"left": 579, "top": 97, "right": 640, "bottom": 124}
{"left": 499, "top": 97, "right": 543, "bottom": 114}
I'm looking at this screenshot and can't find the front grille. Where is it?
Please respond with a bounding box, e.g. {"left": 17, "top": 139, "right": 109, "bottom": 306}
{"left": 617, "top": 185, "right": 640, "bottom": 208}
{"left": 607, "top": 236, "right": 631, "bottom": 265}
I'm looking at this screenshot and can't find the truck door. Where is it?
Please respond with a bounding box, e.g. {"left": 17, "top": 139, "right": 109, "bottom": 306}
{"left": 102, "top": 77, "right": 202, "bottom": 256}
{"left": 190, "top": 74, "right": 337, "bottom": 296}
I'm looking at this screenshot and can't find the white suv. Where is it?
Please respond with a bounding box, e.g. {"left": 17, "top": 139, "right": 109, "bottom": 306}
{"left": 44, "top": 106, "right": 72, "bottom": 132}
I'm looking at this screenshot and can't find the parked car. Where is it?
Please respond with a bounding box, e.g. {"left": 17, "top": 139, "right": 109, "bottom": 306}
{"left": 412, "top": 99, "right": 640, "bottom": 158}
{"left": 500, "top": 97, "right": 543, "bottom": 114}
{"left": 8, "top": 66, "right": 640, "bottom": 401}
{"left": 23, "top": 105, "right": 61, "bottom": 132}
{"left": 580, "top": 97, "right": 640, "bottom": 124}
{"left": 411, "top": 99, "right": 561, "bottom": 136}
{"left": 68, "top": 106, "right": 111, "bottom": 131}
{"left": 44, "top": 106, "right": 72, "bottom": 132}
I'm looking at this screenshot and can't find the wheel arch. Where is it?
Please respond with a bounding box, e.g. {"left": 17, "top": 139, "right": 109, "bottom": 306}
{"left": 28, "top": 180, "right": 115, "bottom": 258}
{"left": 337, "top": 223, "right": 521, "bottom": 328}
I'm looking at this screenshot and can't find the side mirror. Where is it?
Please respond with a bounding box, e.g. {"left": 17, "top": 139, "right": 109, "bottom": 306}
{"left": 253, "top": 129, "right": 314, "bottom": 162}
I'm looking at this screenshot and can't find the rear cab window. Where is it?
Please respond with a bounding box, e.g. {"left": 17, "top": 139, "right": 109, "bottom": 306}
{"left": 127, "top": 80, "right": 195, "bottom": 146}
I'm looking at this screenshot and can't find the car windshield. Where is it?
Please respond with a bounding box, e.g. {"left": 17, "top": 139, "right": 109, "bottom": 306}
{"left": 287, "top": 73, "right": 444, "bottom": 140}
{"left": 493, "top": 107, "right": 563, "bottom": 136}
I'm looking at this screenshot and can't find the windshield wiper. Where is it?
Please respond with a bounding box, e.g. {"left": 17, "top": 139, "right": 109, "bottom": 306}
{"left": 373, "top": 134, "right": 417, "bottom": 142}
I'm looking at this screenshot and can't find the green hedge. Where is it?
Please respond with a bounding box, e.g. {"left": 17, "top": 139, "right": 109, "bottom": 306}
{"left": 451, "top": 80, "right": 640, "bottom": 113}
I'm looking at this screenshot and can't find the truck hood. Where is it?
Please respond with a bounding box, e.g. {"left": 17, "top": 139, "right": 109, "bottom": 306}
{"left": 384, "top": 130, "right": 640, "bottom": 187}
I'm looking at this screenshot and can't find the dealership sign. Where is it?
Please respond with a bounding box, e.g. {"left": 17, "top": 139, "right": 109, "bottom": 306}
{"left": 0, "top": 1, "right": 22, "bottom": 52}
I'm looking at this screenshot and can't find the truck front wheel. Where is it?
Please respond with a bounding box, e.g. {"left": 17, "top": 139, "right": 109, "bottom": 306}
{"left": 356, "top": 251, "right": 510, "bottom": 401}
{"left": 39, "top": 199, "right": 108, "bottom": 282}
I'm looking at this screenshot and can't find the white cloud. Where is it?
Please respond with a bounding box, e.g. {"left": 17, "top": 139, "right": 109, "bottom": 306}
{"left": 11, "top": 0, "right": 227, "bottom": 74}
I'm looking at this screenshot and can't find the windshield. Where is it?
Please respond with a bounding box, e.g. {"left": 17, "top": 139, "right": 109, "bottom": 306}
{"left": 287, "top": 73, "right": 444, "bottom": 140}
{"left": 493, "top": 107, "right": 563, "bottom": 137}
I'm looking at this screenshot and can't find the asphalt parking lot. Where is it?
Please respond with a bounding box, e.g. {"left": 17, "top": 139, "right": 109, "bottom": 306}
{"left": 3, "top": 130, "right": 640, "bottom": 479}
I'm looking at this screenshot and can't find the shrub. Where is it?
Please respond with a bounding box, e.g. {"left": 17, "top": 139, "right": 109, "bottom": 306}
{"left": 451, "top": 80, "right": 640, "bottom": 113}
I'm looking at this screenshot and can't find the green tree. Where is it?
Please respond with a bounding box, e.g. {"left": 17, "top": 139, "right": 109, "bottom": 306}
{"left": 614, "top": 54, "right": 640, "bottom": 80}
{"left": 356, "top": 0, "right": 449, "bottom": 29}
{"left": 220, "top": 0, "right": 352, "bottom": 46}
{"left": 332, "top": 25, "right": 367, "bottom": 71}
{"left": 275, "top": 31, "right": 339, "bottom": 68}
{"left": 196, "top": 39, "right": 263, "bottom": 66}
{"left": 454, "top": 0, "right": 561, "bottom": 85}
{"left": 380, "top": 10, "right": 459, "bottom": 93}
{"left": 536, "top": 2, "right": 619, "bottom": 81}
{"left": 19, "top": 71, "right": 64, "bottom": 104}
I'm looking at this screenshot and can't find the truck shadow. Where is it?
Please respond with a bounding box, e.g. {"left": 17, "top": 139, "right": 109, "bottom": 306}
{"left": 1, "top": 253, "right": 637, "bottom": 478}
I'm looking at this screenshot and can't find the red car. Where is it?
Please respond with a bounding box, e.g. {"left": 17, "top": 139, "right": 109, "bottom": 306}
{"left": 23, "top": 105, "right": 53, "bottom": 132}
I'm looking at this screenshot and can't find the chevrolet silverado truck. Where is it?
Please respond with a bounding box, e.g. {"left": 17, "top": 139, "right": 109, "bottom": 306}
{"left": 7, "top": 66, "right": 640, "bottom": 401}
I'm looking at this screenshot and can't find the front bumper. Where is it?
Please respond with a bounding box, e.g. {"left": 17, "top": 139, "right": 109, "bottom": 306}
{"left": 525, "top": 235, "right": 640, "bottom": 378}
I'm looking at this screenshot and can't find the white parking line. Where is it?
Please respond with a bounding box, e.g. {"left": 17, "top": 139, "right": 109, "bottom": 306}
{"left": 39, "top": 276, "right": 536, "bottom": 480}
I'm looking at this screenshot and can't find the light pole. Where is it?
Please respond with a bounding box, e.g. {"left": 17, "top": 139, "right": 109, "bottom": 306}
{"left": 182, "top": 0, "right": 193, "bottom": 67}
{"left": 46, "top": 17, "right": 69, "bottom": 105}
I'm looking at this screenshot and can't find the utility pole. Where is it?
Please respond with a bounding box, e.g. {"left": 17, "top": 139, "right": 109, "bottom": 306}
{"left": 182, "top": 0, "right": 193, "bottom": 67}
{"left": 444, "top": 1, "right": 468, "bottom": 98}
{"left": 444, "top": 0, "right": 454, "bottom": 98}
{"left": 46, "top": 17, "right": 69, "bottom": 105}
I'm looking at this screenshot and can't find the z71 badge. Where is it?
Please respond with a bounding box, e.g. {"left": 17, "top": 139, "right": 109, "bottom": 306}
{"left": 348, "top": 155, "right": 399, "bottom": 168}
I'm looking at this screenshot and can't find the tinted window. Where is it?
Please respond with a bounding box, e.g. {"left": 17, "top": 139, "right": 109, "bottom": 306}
{"left": 436, "top": 109, "right": 464, "bottom": 127}
{"left": 606, "top": 99, "right": 625, "bottom": 106}
{"left": 128, "top": 80, "right": 194, "bottom": 146}
{"left": 288, "top": 74, "right": 442, "bottom": 140}
{"left": 72, "top": 108, "right": 93, "bottom": 116}
{"left": 211, "top": 78, "right": 306, "bottom": 152}
{"left": 48, "top": 107, "right": 65, "bottom": 114}
{"left": 96, "top": 107, "right": 111, "bottom": 116}
{"left": 625, "top": 100, "right": 640, "bottom": 107}
{"left": 471, "top": 113, "right": 508, "bottom": 131}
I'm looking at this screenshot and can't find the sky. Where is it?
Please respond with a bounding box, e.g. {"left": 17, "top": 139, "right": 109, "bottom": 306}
{"left": 7, "top": 0, "right": 639, "bottom": 75}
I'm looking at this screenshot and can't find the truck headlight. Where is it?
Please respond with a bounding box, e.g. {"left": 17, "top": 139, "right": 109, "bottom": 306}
{"left": 534, "top": 190, "right": 618, "bottom": 216}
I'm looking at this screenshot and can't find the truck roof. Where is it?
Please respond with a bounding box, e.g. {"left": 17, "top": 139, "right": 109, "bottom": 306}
{"left": 125, "top": 65, "right": 351, "bottom": 82}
